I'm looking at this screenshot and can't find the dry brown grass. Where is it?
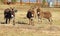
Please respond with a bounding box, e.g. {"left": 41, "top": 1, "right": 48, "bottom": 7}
{"left": 0, "top": 5, "right": 60, "bottom": 36}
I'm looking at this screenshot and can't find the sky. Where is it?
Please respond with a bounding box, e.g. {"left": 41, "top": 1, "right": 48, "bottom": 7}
{"left": 8, "top": 0, "right": 60, "bottom": 2}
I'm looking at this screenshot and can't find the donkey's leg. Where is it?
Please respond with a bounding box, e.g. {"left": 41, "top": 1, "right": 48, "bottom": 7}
{"left": 28, "top": 19, "right": 31, "bottom": 25}
{"left": 38, "top": 16, "right": 42, "bottom": 24}
{"left": 31, "top": 18, "right": 34, "bottom": 26}
{"left": 50, "top": 18, "right": 53, "bottom": 24}
{"left": 6, "top": 18, "right": 8, "bottom": 24}
{"left": 29, "top": 19, "right": 31, "bottom": 25}
{"left": 38, "top": 16, "right": 40, "bottom": 22}
{"left": 13, "top": 17, "right": 15, "bottom": 25}
{"left": 9, "top": 18, "right": 11, "bottom": 24}
{"left": 40, "top": 18, "right": 42, "bottom": 23}
{"left": 48, "top": 18, "right": 52, "bottom": 25}
{"left": 38, "top": 18, "right": 42, "bottom": 23}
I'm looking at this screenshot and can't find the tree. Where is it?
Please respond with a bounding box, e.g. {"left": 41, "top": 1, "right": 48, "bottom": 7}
{"left": 36, "top": 0, "right": 38, "bottom": 5}
{"left": 20, "top": 0, "right": 22, "bottom": 4}
{"left": 12, "top": 0, "right": 16, "bottom": 4}
{"left": 56, "top": 0, "right": 58, "bottom": 6}
{"left": 29, "top": 0, "right": 30, "bottom": 4}
{"left": 36, "top": 0, "right": 38, "bottom": 3}
{"left": 42, "top": 0, "right": 46, "bottom": 7}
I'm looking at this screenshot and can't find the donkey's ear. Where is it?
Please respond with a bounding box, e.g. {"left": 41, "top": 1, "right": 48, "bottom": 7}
{"left": 15, "top": 10, "right": 18, "bottom": 12}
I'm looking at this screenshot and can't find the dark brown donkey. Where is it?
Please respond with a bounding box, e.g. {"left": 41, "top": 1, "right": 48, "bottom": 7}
{"left": 39, "top": 11, "right": 52, "bottom": 24}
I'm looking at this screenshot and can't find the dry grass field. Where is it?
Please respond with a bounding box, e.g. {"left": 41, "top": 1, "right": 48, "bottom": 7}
{"left": 0, "top": 4, "right": 60, "bottom": 36}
